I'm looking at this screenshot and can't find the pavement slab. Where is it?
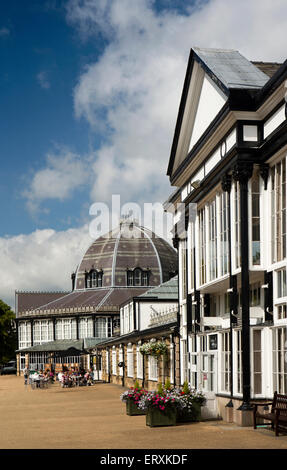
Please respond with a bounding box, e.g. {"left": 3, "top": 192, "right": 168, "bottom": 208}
{"left": 0, "top": 376, "right": 287, "bottom": 449}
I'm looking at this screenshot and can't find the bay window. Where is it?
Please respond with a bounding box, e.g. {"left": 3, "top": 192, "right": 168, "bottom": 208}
{"left": 220, "top": 332, "right": 231, "bottom": 392}
{"left": 209, "top": 198, "right": 218, "bottom": 280}
{"left": 252, "top": 329, "right": 262, "bottom": 395}
{"left": 220, "top": 191, "right": 229, "bottom": 276}
{"left": 199, "top": 208, "right": 206, "bottom": 285}
{"left": 234, "top": 181, "right": 241, "bottom": 269}
{"left": 271, "top": 157, "right": 286, "bottom": 263}
{"left": 272, "top": 327, "right": 287, "bottom": 394}
{"left": 251, "top": 172, "right": 261, "bottom": 265}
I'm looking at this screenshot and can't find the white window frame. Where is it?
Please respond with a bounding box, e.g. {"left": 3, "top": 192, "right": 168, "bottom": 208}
{"left": 148, "top": 355, "right": 158, "bottom": 381}
{"left": 112, "top": 347, "right": 117, "bottom": 375}
{"left": 119, "top": 346, "right": 124, "bottom": 377}
{"left": 55, "top": 318, "right": 77, "bottom": 340}
{"left": 18, "top": 321, "right": 32, "bottom": 349}
{"left": 272, "top": 326, "right": 287, "bottom": 394}
{"left": 127, "top": 344, "right": 134, "bottom": 378}
{"left": 136, "top": 344, "right": 143, "bottom": 379}
{"left": 251, "top": 328, "right": 263, "bottom": 398}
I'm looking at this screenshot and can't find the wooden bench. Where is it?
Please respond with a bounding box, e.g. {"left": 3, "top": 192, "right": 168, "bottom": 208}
{"left": 253, "top": 392, "right": 287, "bottom": 436}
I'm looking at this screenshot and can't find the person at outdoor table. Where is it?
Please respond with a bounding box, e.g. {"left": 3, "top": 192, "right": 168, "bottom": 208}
{"left": 32, "top": 370, "right": 40, "bottom": 387}
{"left": 23, "top": 366, "right": 29, "bottom": 385}
{"left": 85, "top": 370, "right": 92, "bottom": 386}
{"left": 58, "top": 371, "right": 63, "bottom": 385}
{"left": 71, "top": 371, "right": 79, "bottom": 386}
{"left": 61, "top": 373, "right": 67, "bottom": 387}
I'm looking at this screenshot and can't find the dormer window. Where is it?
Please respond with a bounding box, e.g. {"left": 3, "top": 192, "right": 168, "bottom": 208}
{"left": 134, "top": 268, "right": 141, "bottom": 286}
{"left": 85, "top": 269, "right": 103, "bottom": 288}
{"left": 126, "top": 268, "right": 149, "bottom": 286}
{"left": 127, "top": 271, "right": 134, "bottom": 286}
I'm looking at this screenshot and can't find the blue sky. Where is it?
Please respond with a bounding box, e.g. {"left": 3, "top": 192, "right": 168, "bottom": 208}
{"left": 0, "top": 0, "right": 286, "bottom": 307}
{"left": 0, "top": 0, "right": 98, "bottom": 235}
{"left": 0, "top": 0, "right": 194, "bottom": 237}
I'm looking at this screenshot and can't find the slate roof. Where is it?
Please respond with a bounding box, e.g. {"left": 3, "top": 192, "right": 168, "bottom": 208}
{"left": 252, "top": 61, "right": 283, "bottom": 78}
{"left": 16, "top": 291, "right": 70, "bottom": 315}
{"left": 17, "top": 339, "right": 84, "bottom": 353}
{"left": 193, "top": 47, "right": 270, "bottom": 90}
{"left": 16, "top": 337, "right": 106, "bottom": 353}
{"left": 74, "top": 221, "right": 177, "bottom": 290}
{"left": 138, "top": 275, "right": 178, "bottom": 300}
{"left": 17, "top": 287, "right": 149, "bottom": 317}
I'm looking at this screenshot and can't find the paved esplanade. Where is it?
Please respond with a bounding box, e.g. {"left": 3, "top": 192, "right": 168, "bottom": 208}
{"left": 0, "top": 376, "right": 286, "bottom": 449}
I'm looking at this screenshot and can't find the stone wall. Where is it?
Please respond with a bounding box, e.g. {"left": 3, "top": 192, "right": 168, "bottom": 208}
{"left": 99, "top": 336, "right": 179, "bottom": 391}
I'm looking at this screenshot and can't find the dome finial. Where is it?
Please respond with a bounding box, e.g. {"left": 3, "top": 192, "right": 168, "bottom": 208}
{"left": 119, "top": 213, "right": 139, "bottom": 226}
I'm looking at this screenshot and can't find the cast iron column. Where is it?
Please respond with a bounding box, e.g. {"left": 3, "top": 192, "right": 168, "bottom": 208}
{"left": 233, "top": 161, "right": 253, "bottom": 410}
{"left": 31, "top": 319, "right": 34, "bottom": 347}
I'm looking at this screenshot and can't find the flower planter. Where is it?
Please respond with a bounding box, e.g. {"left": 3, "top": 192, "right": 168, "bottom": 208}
{"left": 146, "top": 407, "right": 177, "bottom": 427}
{"left": 126, "top": 400, "right": 146, "bottom": 416}
{"left": 177, "top": 402, "right": 201, "bottom": 423}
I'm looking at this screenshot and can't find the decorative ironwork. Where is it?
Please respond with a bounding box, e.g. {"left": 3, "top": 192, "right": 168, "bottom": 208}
{"left": 259, "top": 163, "right": 269, "bottom": 190}
{"left": 232, "top": 161, "right": 253, "bottom": 184}
{"left": 221, "top": 173, "right": 232, "bottom": 193}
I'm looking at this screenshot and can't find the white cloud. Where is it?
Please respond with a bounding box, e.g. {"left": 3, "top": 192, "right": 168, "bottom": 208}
{"left": 0, "top": 225, "right": 92, "bottom": 309}
{"left": 36, "top": 70, "right": 51, "bottom": 89}
{"left": 23, "top": 146, "right": 92, "bottom": 214}
{"left": 66, "top": 0, "right": 287, "bottom": 208}
{"left": 5, "top": 0, "right": 286, "bottom": 309}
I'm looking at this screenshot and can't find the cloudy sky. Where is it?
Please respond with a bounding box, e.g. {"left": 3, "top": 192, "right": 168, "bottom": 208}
{"left": 1, "top": 0, "right": 286, "bottom": 308}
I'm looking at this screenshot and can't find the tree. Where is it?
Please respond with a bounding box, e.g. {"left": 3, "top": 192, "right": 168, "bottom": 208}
{"left": 0, "top": 300, "right": 17, "bottom": 364}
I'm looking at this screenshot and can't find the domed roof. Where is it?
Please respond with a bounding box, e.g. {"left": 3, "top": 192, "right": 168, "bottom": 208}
{"left": 75, "top": 221, "right": 177, "bottom": 290}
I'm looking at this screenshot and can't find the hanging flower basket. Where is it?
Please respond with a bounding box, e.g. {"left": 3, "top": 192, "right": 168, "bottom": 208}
{"left": 139, "top": 341, "right": 168, "bottom": 357}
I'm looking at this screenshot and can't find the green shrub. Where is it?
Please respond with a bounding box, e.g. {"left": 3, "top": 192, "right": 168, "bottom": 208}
{"left": 164, "top": 378, "right": 172, "bottom": 391}
{"left": 134, "top": 380, "right": 141, "bottom": 390}
{"left": 182, "top": 380, "right": 190, "bottom": 395}
{"left": 157, "top": 382, "right": 164, "bottom": 395}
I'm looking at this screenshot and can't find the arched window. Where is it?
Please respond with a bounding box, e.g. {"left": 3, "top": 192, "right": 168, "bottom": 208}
{"left": 92, "top": 271, "right": 97, "bottom": 287}
{"left": 126, "top": 268, "right": 150, "bottom": 286}
{"left": 134, "top": 268, "right": 141, "bottom": 286}
{"left": 98, "top": 271, "right": 103, "bottom": 287}
{"left": 85, "top": 269, "right": 104, "bottom": 288}
{"left": 127, "top": 271, "right": 133, "bottom": 286}
{"left": 142, "top": 271, "right": 148, "bottom": 286}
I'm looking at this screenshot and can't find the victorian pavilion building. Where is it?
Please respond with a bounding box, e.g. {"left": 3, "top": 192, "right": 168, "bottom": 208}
{"left": 15, "top": 221, "right": 177, "bottom": 375}
{"left": 165, "top": 47, "right": 286, "bottom": 425}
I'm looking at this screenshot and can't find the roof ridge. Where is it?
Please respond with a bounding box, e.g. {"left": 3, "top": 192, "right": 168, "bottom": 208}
{"left": 16, "top": 290, "right": 70, "bottom": 294}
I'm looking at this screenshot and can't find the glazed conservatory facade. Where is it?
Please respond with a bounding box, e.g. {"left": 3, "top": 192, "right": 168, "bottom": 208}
{"left": 166, "top": 47, "right": 287, "bottom": 425}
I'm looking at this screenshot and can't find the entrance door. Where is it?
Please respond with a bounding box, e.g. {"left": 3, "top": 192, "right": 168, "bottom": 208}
{"left": 198, "top": 352, "right": 219, "bottom": 419}
{"left": 20, "top": 355, "right": 26, "bottom": 373}
{"left": 93, "top": 354, "right": 102, "bottom": 380}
